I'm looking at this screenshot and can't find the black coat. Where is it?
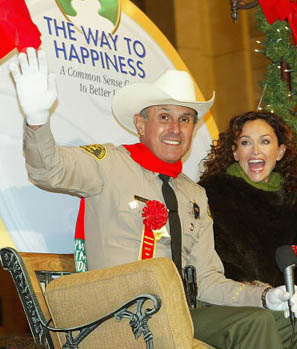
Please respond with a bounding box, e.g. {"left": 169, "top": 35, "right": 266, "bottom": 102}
{"left": 199, "top": 174, "right": 297, "bottom": 287}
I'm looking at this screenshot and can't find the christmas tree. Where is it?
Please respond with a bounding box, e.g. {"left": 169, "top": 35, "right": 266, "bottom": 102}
{"left": 255, "top": 3, "right": 297, "bottom": 136}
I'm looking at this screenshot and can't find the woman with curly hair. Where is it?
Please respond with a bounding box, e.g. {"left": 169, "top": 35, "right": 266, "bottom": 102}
{"left": 199, "top": 110, "right": 297, "bottom": 287}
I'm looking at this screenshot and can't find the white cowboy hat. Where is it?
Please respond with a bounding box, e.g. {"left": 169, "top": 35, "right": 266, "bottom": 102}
{"left": 111, "top": 69, "right": 215, "bottom": 134}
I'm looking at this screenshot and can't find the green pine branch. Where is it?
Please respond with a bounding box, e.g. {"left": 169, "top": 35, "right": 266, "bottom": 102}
{"left": 256, "top": 6, "right": 297, "bottom": 136}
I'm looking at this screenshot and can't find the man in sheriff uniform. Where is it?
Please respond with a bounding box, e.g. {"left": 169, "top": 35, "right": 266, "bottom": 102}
{"left": 10, "top": 47, "right": 297, "bottom": 348}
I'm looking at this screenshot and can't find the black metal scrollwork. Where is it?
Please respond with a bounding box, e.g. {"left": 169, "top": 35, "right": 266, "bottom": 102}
{"left": 115, "top": 295, "right": 161, "bottom": 349}
{"left": 0, "top": 247, "right": 51, "bottom": 347}
{"left": 48, "top": 294, "right": 161, "bottom": 349}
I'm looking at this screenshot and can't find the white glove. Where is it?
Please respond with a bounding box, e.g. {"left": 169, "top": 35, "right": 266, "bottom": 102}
{"left": 9, "top": 47, "right": 57, "bottom": 125}
{"left": 266, "top": 285, "right": 297, "bottom": 318}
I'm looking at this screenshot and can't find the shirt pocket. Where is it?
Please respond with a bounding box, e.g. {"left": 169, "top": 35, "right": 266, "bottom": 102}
{"left": 117, "top": 191, "right": 145, "bottom": 234}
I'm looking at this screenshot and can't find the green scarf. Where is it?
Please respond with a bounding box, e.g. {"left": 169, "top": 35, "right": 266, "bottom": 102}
{"left": 226, "top": 162, "right": 283, "bottom": 192}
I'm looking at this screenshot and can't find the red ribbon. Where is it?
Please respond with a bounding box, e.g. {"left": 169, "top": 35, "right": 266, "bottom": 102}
{"left": 258, "top": 0, "right": 297, "bottom": 44}
{"left": 141, "top": 229, "right": 155, "bottom": 260}
{"left": 75, "top": 197, "right": 85, "bottom": 240}
{"left": 140, "top": 200, "right": 168, "bottom": 260}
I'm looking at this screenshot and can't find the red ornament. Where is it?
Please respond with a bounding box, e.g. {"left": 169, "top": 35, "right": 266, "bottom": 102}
{"left": 291, "top": 245, "right": 297, "bottom": 255}
{"left": 142, "top": 200, "right": 168, "bottom": 231}
{"left": 258, "top": 0, "right": 297, "bottom": 45}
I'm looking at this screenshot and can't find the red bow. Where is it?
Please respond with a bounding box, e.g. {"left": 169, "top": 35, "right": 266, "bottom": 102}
{"left": 259, "top": 0, "right": 297, "bottom": 44}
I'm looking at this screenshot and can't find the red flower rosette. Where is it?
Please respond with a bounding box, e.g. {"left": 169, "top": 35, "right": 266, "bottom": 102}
{"left": 142, "top": 200, "right": 168, "bottom": 230}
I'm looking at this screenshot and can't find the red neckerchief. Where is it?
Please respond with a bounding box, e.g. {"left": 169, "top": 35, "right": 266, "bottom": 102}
{"left": 123, "top": 143, "right": 182, "bottom": 178}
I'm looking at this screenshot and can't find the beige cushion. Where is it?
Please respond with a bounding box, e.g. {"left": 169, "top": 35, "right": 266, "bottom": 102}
{"left": 44, "top": 257, "right": 211, "bottom": 348}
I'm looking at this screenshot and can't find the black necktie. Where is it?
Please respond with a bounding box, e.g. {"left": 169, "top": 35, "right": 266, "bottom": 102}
{"left": 159, "top": 174, "right": 182, "bottom": 276}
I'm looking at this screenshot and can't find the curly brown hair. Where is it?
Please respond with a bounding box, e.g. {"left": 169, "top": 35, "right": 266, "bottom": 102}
{"left": 200, "top": 111, "right": 297, "bottom": 192}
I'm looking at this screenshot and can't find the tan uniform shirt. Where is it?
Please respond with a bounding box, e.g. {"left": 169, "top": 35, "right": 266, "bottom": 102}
{"left": 24, "top": 122, "right": 266, "bottom": 307}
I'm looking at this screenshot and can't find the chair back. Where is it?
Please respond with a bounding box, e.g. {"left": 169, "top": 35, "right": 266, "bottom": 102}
{"left": 45, "top": 257, "right": 195, "bottom": 348}
{"left": 0, "top": 247, "right": 75, "bottom": 348}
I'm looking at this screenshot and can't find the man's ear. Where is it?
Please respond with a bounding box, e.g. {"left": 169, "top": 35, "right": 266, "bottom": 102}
{"left": 134, "top": 114, "right": 145, "bottom": 136}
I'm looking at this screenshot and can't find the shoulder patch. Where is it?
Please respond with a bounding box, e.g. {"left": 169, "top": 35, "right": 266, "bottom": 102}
{"left": 80, "top": 144, "right": 107, "bottom": 160}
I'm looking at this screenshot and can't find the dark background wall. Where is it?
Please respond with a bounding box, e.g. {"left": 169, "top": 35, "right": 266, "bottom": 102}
{"left": 131, "top": 0, "right": 267, "bottom": 132}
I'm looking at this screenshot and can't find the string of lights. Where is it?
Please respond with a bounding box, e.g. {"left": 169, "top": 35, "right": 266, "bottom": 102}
{"left": 255, "top": 5, "right": 297, "bottom": 136}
